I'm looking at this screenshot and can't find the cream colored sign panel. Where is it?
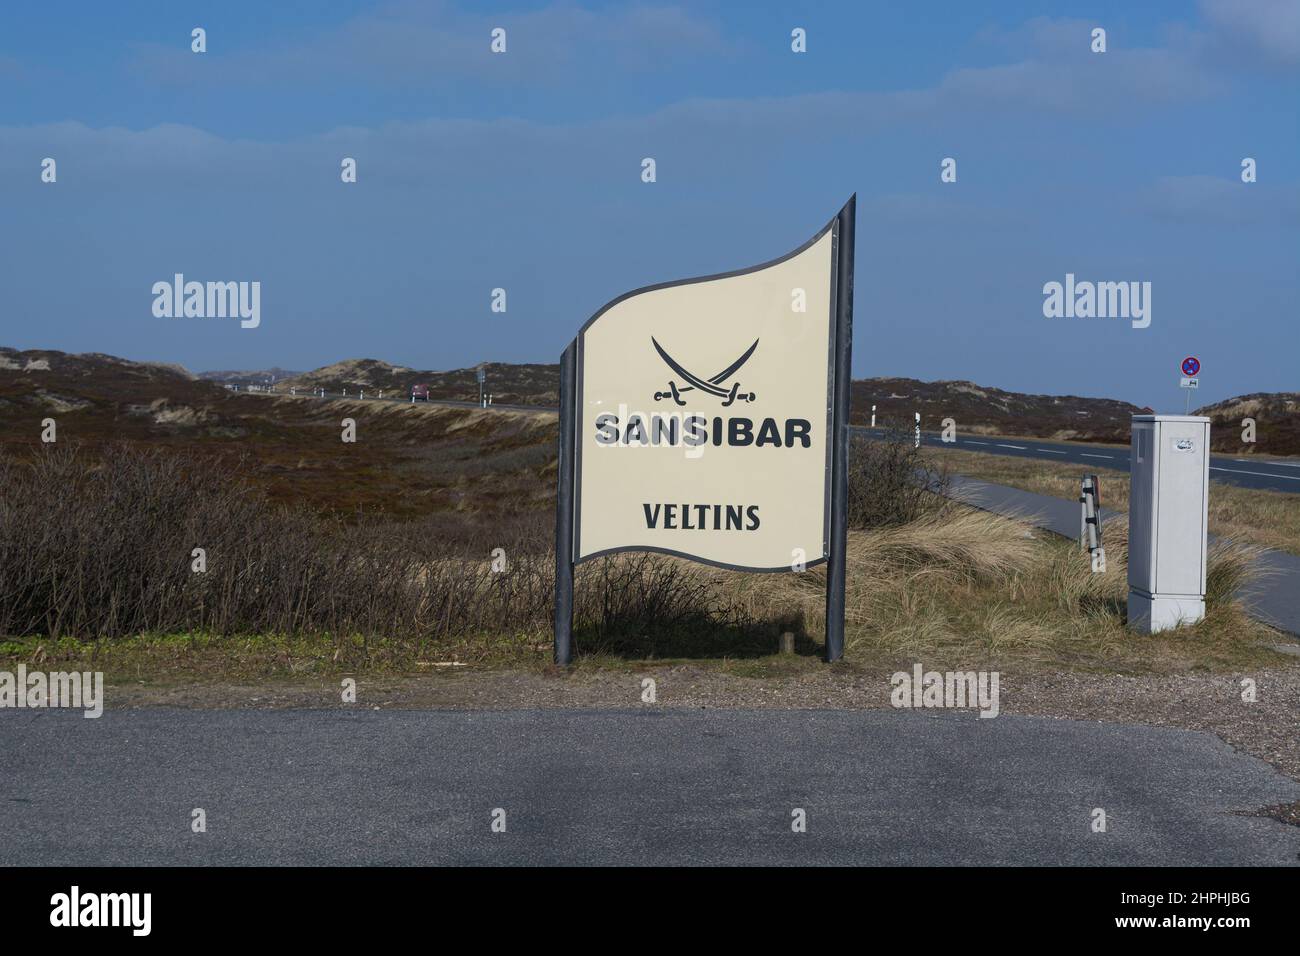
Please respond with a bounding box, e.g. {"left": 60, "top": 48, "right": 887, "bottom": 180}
{"left": 575, "top": 227, "right": 836, "bottom": 570}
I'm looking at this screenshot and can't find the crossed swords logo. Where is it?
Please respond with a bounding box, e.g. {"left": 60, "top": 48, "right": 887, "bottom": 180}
{"left": 651, "top": 336, "right": 758, "bottom": 407}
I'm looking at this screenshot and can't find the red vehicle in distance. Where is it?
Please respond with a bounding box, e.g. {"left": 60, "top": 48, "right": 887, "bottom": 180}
{"left": 410, "top": 384, "right": 430, "bottom": 402}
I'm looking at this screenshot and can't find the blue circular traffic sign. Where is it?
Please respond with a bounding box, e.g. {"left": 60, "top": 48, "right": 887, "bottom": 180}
{"left": 1181, "top": 356, "right": 1200, "bottom": 376}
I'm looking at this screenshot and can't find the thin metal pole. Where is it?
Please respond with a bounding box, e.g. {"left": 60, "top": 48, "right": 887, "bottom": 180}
{"left": 825, "top": 195, "right": 855, "bottom": 663}
{"left": 554, "top": 341, "right": 577, "bottom": 666}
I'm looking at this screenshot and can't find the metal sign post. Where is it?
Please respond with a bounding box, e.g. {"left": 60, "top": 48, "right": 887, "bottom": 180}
{"left": 824, "top": 196, "right": 855, "bottom": 663}
{"left": 1180, "top": 357, "right": 1200, "bottom": 414}
{"left": 553, "top": 197, "right": 855, "bottom": 666}
{"left": 554, "top": 344, "right": 577, "bottom": 665}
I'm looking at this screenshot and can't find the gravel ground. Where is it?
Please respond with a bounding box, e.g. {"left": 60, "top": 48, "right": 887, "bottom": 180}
{"left": 105, "top": 663, "right": 1300, "bottom": 784}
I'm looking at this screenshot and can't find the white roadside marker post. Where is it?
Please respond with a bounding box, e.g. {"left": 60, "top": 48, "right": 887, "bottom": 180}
{"left": 1080, "top": 474, "right": 1105, "bottom": 572}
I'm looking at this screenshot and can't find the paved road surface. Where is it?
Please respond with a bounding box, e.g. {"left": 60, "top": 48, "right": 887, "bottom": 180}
{"left": 2, "top": 709, "right": 1296, "bottom": 866}
{"left": 859, "top": 428, "right": 1300, "bottom": 494}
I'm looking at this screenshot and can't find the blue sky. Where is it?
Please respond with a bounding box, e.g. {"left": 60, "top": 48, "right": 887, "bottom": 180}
{"left": 2, "top": 0, "right": 1297, "bottom": 408}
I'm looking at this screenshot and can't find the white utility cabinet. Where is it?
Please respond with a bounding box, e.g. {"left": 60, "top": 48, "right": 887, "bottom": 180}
{"left": 1127, "top": 415, "right": 1211, "bottom": 633}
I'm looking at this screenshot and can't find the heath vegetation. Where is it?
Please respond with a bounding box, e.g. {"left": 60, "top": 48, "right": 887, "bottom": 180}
{"left": 0, "top": 428, "right": 1284, "bottom": 681}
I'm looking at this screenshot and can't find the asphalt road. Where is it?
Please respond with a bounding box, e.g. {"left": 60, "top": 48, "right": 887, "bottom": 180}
{"left": 857, "top": 428, "right": 1300, "bottom": 494}
{"left": 3, "top": 709, "right": 1296, "bottom": 866}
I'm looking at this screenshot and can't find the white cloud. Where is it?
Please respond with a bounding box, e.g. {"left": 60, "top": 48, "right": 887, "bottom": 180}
{"left": 0, "top": 11, "right": 1257, "bottom": 195}
{"left": 1145, "top": 174, "right": 1300, "bottom": 225}
{"left": 128, "top": 1, "right": 737, "bottom": 89}
{"left": 1200, "top": 0, "right": 1300, "bottom": 67}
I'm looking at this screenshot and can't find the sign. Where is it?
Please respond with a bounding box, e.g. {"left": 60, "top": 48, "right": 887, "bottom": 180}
{"left": 553, "top": 197, "right": 856, "bottom": 665}
{"left": 1181, "top": 356, "right": 1200, "bottom": 376}
{"left": 578, "top": 242, "right": 832, "bottom": 568}
{"left": 1180, "top": 376, "right": 1199, "bottom": 388}
{"left": 476, "top": 369, "right": 486, "bottom": 383}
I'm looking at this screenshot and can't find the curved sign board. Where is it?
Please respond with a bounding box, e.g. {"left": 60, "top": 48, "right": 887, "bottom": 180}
{"left": 553, "top": 197, "right": 856, "bottom": 664}
{"left": 574, "top": 226, "right": 838, "bottom": 571}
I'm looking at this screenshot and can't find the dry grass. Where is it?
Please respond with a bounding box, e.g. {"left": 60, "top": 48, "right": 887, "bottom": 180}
{"left": 927, "top": 446, "right": 1300, "bottom": 556}
{"left": 726, "top": 507, "right": 1283, "bottom": 674}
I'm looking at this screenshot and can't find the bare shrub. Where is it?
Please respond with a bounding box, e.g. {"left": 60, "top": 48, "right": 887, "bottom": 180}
{"left": 847, "top": 428, "right": 949, "bottom": 530}
{"left": 0, "top": 444, "right": 736, "bottom": 656}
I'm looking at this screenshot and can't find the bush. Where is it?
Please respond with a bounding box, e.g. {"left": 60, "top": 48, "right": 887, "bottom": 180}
{"left": 846, "top": 428, "right": 949, "bottom": 530}
{"left": 0, "top": 444, "right": 737, "bottom": 653}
